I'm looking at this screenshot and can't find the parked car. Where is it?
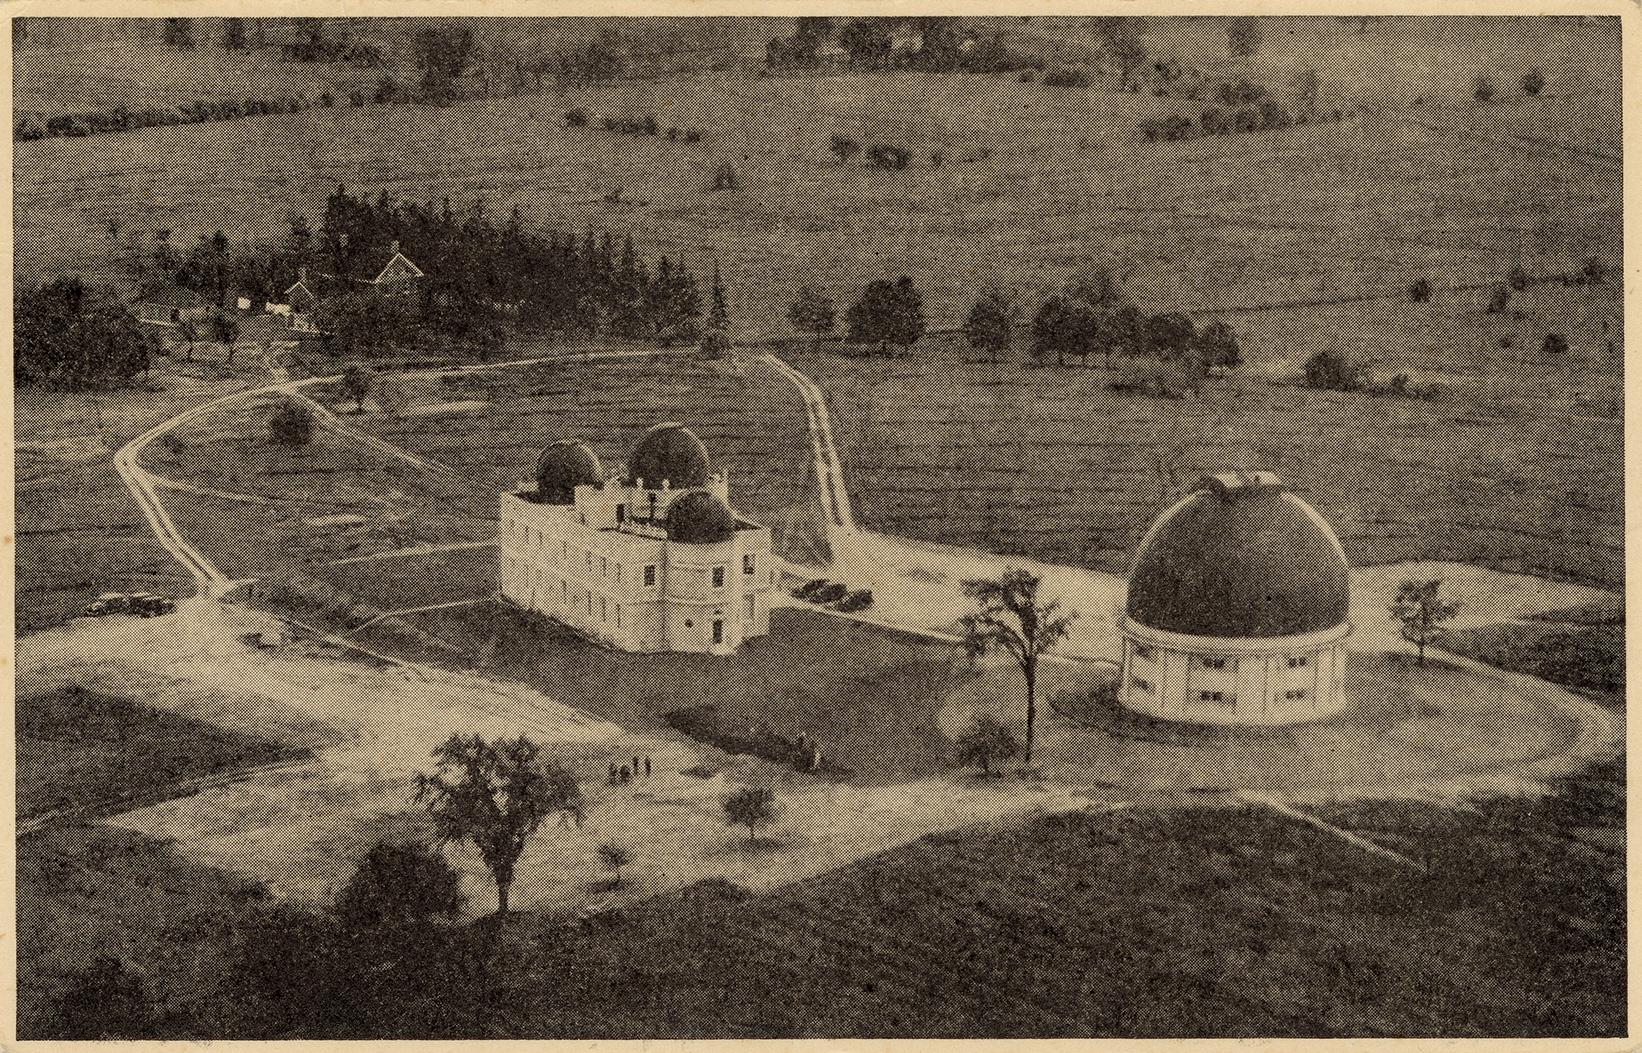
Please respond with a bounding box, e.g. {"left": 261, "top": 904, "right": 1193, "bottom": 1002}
{"left": 810, "top": 583, "right": 848, "bottom": 604}
{"left": 791, "top": 578, "right": 830, "bottom": 600}
{"left": 836, "top": 589, "right": 875, "bottom": 613}
{"left": 84, "top": 591, "right": 175, "bottom": 618}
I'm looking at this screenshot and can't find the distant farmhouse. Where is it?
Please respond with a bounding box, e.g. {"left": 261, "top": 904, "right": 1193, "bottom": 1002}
{"left": 136, "top": 286, "right": 211, "bottom": 326}
{"left": 499, "top": 424, "right": 775, "bottom": 655}
{"left": 1119, "top": 472, "right": 1351, "bottom": 726}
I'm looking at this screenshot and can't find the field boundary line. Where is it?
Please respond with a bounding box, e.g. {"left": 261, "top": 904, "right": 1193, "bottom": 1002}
{"left": 1239, "top": 792, "right": 1426, "bottom": 871}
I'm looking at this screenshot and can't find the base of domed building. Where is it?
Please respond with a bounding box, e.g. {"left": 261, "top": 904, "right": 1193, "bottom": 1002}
{"left": 1118, "top": 616, "right": 1351, "bottom": 727}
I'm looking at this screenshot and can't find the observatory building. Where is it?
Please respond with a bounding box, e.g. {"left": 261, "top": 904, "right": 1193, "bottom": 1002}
{"left": 499, "top": 424, "right": 774, "bottom": 655}
{"left": 1118, "top": 472, "right": 1351, "bottom": 726}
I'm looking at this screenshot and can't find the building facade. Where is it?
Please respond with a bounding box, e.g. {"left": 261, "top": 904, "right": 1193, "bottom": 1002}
{"left": 498, "top": 425, "right": 774, "bottom": 655}
{"left": 1119, "top": 471, "right": 1352, "bottom": 726}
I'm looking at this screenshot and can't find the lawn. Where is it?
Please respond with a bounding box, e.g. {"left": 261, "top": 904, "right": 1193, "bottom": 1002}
{"left": 384, "top": 602, "right": 971, "bottom": 785}
{"left": 1442, "top": 601, "right": 1625, "bottom": 704}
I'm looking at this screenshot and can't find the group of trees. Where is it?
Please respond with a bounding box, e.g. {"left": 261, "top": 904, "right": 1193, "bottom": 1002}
{"left": 16, "top": 278, "right": 157, "bottom": 390}
{"left": 1473, "top": 68, "right": 1549, "bottom": 103}
{"left": 1139, "top": 73, "right": 1341, "bottom": 143}
{"left": 764, "top": 16, "right": 1027, "bottom": 75}
{"left": 1029, "top": 271, "right": 1242, "bottom": 381}
{"left": 564, "top": 107, "right": 706, "bottom": 144}
{"left": 151, "top": 187, "right": 711, "bottom": 359}
{"left": 784, "top": 278, "right": 926, "bottom": 356}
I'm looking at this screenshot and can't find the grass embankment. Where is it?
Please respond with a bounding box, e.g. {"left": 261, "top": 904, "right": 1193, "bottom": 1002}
{"left": 181, "top": 758, "right": 1622, "bottom": 1039}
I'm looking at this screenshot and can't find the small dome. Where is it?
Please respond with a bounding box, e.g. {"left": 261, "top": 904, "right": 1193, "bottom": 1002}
{"left": 1126, "top": 472, "right": 1350, "bottom": 639}
{"left": 627, "top": 423, "right": 711, "bottom": 489}
{"left": 535, "top": 441, "right": 602, "bottom": 504}
{"left": 666, "top": 491, "right": 737, "bottom": 544}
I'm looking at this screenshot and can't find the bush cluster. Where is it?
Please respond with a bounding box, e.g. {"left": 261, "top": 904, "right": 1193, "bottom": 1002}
{"left": 16, "top": 93, "right": 330, "bottom": 141}
{"left": 1042, "top": 67, "right": 1092, "bottom": 88}
{"left": 565, "top": 108, "right": 703, "bottom": 143}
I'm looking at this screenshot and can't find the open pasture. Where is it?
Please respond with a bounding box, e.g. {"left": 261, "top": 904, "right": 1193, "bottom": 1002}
{"left": 797, "top": 330, "right": 1622, "bottom": 590}
{"left": 16, "top": 16, "right": 1618, "bottom": 343}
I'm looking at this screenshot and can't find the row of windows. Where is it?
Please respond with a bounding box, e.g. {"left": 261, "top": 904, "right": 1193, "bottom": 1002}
{"left": 1128, "top": 681, "right": 1307, "bottom": 704}
{"left": 524, "top": 569, "right": 760, "bottom": 629}
{"left": 506, "top": 520, "right": 758, "bottom": 588}
{"left": 1131, "top": 646, "right": 1313, "bottom": 671}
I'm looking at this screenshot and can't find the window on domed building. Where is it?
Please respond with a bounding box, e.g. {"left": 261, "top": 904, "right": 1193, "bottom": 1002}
{"left": 712, "top": 566, "right": 726, "bottom": 588}
{"left": 1130, "top": 675, "right": 1151, "bottom": 693}
{"left": 1198, "top": 690, "right": 1232, "bottom": 704}
{"left": 743, "top": 554, "right": 755, "bottom": 575}
{"left": 644, "top": 565, "right": 657, "bottom": 586}
{"left": 1202, "top": 657, "right": 1229, "bottom": 670}
{"left": 1134, "top": 644, "right": 1155, "bottom": 660}
{"left": 1288, "top": 655, "right": 1308, "bottom": 668}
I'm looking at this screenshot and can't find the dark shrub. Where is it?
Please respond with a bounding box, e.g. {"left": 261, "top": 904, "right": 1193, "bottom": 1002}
{"left": 565, "top": 107, "right": 589, "bottom": 127}
{"left": 1303, "top": 348, "right": 1367, "bottom": 391}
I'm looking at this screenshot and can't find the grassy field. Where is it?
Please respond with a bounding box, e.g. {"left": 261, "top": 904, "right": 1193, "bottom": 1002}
{"left": 17, "top": 685, "right": 307, "bottom": 820}
{"left": 15, "top": 374, "right": 250, "bottom": 634}
{"left": 1442, "top": 600, "right": 1625, "bottom": 704}
{"left": 180, "top": 760, "right": 1622, "bottom": 1039}
{"left": 797, "top": 330, "right": 1622, "bottom": 589}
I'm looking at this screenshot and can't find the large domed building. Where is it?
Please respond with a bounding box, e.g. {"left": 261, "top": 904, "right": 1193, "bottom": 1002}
{"left": 1118, "top": 472, "right": 1352, "bottom": 726}
{"left": 498, "top": 424, "right": 773, "bottom": 654}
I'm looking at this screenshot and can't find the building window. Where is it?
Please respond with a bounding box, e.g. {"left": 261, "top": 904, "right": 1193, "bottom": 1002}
{"left": 1133, "top": 644, "right": 1155, "bottom": 660}
{"left": 1130, "top": 675, "right": 1151, "bottom": 693}
{"left": 1288, "top": 655, "right": 1308, "bottom": 668}
{"left": 1285, "top": 689, "right": 1308, "bottom": 701}
{"left": 587, "top": 593, "right": 593, "bottom": 614}
{"left": 615, "top": 605, "right": 622, "bottom": 628}
{"left": 561, "top": 540, "right": 568, "bottom": 558}
{"left": 586, "top": 551, "right": 593, "bottom": 570}
{"left": 600, "top": 596, "right": 608, "bottom": 621}
{"left": 644, "top": 565, "right": 656, "bottom": 586}
{"left": 712, "top": 619, "right": 724, "bottom": 644}
{"left": 743, "top": 554, "right": 755, "bottom": 575}
{"left": 1198, "top": 690, "right": 1233, "bottom": 704}
{"left": 745, "top": 594, "right": 756, "bottom": 619}
{"left": 561, "top": 579, "right": 568, "bottom": 599}
{"left": 1202, "top": 656, "right": 1228, "bottom": 669}
{"left": 601, "top": 556, "right": 608, "bottom": 577}
{"left": 712, "top": 566, "right": 725, "bottom": 588}
{"left": 614, "top": 563, "right": 621, "bottom": 584}
{"left": 616, "top": 504, "right": 626, "bottom": 524}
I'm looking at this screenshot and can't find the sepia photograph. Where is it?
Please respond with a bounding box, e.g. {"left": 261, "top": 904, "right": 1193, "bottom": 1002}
{"left": 10, "top": 8, "right": 1628, "bottom": 1042}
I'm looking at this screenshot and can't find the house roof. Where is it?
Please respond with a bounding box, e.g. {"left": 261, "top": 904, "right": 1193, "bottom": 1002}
{"left": 371, "top": 251, "right": 425, "bottom": 284}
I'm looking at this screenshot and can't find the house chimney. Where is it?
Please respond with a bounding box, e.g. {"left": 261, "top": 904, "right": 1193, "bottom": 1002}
{"left": 390, "top": 239, "right": 400, "bottom": 256}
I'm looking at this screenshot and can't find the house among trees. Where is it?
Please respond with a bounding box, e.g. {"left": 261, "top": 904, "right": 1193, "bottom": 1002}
{"left": 136, "top": 286, "right": 211, "bottom": 326}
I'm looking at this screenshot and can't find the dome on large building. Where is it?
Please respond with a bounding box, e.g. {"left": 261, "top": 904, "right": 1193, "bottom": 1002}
{"left": 627, "top": 423, "right": 711, "bottom": 489}
{"left": 666, "top": 491, "right": 737, "bottom": 544}
{"left": 534, "top": 440, "right": 603, "bottom": 504}
{"left": 1126, "top": 472, "right": 1350, "bottom": 639}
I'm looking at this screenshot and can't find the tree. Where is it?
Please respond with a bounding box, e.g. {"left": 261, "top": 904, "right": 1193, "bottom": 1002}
{"left": 787, "top": 285, "right": 836, "bottom": 350}
{"left": 45, "top": 956, "right": 153, "bottom": 1039}
{"left": 1485, "top": 284, "right": 1511, "bottom": 314}
{"left": 722, "top": 785, "right": 777, "bottom": 844}
{"left": 955, "top": 714, "right": 1018, "bottom": 776}
{"left": 163, "top": 18, "right": 194, "bottom": 49}
{"left": 958, "top": 569, "right": 1075, "bottom": 766}
{"left": 335, "top": 840, "right": 466, "bottom": 931}
{"left": 1303, "top": 348, "right": 1365, "bottom": 391}
{"left": 1508, "top": 263, "right": 1531, "bottom": 292}
{"left": 1288, "top": 65, "right": 1321, "bottom": 114}
{"left": 1194, "top": 320, "right": 1242, "bottom": 371}
{"left": 846, "top": 277, "right": 925, "bottom": 356}
{"left": 1030, "top": 294, "right": 1083, "bottom": 367}
{"left": 1542, "top": 332, "right": 1568, "bottom": 355}
{"left": 1582, "top": 255, "right": 1609, "bottom": 285}
{"left": 963, "top": 289, "right": 1016, "bottom": 364}
{"left": 221, "top": 17, "right": 247, "bottom": 50}
{"left": 267, "top": 401, "right": 314, "bottom": 447}
{"left": 597, "top": 842, "right": 632, "bottom": 888}
{"left": 1472, "top": 73, "right": 1495, "bottom": 103}
{"left": 838, "top": 19, "right": 892, "bottom": 68}
{"left": 829, "top": 134, "right": 860, "bottom": 164}
{"left": 416, "top": 734, "right": 584, "bottom": 915}
{"left": 208, "top": 308, "right": 240, "bottom": 363}
{"left": 1408, "top": 277, "right": 1432, "bottom": 303}
{"left": 1226, "top": 16, "right": 1263, "bottom": 58}
{"left": 1388, "top": 579, "right": 1458, "bottom": 666}
{"left": 340, "top": 362, "right": 375, "bottom": 412}
{"left": 700, "top": 264, "right": 731, "bottom": 358}
{"left": 315, "top": 291, "right": 415, "bottom": 358}
{"left": 1143, "top": 311, "right": 1200, "bottom": 366}
{"left": 1521, "top": 67, "right": 1546, "bottom": 97}
{"left": 15, "top": 277, "right": 154, "bottom": 389}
